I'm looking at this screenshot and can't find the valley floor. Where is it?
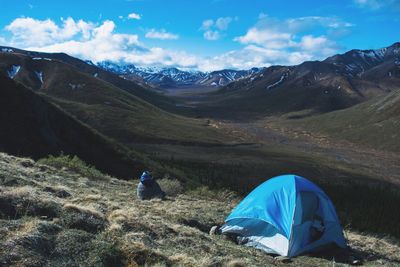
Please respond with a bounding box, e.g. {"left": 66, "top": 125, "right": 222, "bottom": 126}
{"left": 169, "top": 87, "right": 400, "bottom": 185}
{"left": 217, "top": 119, "right": 400, "bottom": 184}
{"left": 1, "top": 152, "right": 400, "bottom": 266}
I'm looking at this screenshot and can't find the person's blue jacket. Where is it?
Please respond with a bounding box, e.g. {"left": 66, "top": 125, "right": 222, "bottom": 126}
{"left": 137, "top": 171, "right": 166, "bottom": 200}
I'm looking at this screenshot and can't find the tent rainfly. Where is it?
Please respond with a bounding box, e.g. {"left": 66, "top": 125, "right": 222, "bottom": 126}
{"left": 220, "top": 174, "right": 346, "bottom": 257}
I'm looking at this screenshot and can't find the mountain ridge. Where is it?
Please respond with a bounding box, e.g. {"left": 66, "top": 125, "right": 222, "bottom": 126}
{"left": 194, "top": 42, "right": 400, "bottom": 119}
{"left": 96, "top": 60, "right": 261, "bottom": 88}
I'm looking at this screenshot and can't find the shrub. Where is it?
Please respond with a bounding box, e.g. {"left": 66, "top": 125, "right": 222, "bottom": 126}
{"left": 38, "top": 154, "right": 106, "bottom": 180}
{"left": 158, "top": 178, "right": 184, "bottom": 197}
{"left": 186, "top": 186, "right": 239, "bottom": 203}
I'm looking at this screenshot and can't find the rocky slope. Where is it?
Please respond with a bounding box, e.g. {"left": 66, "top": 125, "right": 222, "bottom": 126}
{"left": 1, "top": 152, "right": 399, "bottom": 266}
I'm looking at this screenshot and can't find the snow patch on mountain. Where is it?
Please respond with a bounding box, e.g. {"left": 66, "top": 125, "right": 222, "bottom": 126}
{"left": 266, "top": 72, "right": 289, "bottom": 90}
{"left": 353, "top": 48, "right": 386, "bottom": 62}
{"left": 35, "top": 71, "right": 43, "bottom": 84}
{"left": 7, "top": 65, "right": 21, "bottom": 79}
{"left": 85, "top": 60, "right": 96, "bottom": 66}
{"left": 33, "top": 57, "right": 52, "bottom": 61}
{"left": 1, "top": 48, "right": 13, "bottom": 53}
{"left": 69, "top": 83, "right": 85, "bottom": 90}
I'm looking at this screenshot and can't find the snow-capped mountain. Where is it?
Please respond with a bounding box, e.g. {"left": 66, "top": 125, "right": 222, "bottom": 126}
{"left": 324, "top": 43, "right": 400, "bottom": 76}
{"left": 197, "top": 68, "right": 260, "bottom": 87}
{"left": 217, "top": 42, "right": 400, "bottom": 116}
{"left": 97, "top": 61, "right": 261, "bottom": 88}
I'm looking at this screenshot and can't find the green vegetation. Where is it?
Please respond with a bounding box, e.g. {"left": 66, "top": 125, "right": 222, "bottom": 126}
{"left": 284, "top": 89, "right": 400, "bottom": 152}
{"left": 38, "top": 154, "right": 105, "bottom": 180}
{"left": 0, "top": 74, "right": 145, "bottom": 179}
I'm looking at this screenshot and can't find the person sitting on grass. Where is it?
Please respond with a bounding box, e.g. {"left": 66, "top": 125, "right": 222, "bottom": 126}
{"left": 137, "top": 171, "right": 166, "bottom": 200}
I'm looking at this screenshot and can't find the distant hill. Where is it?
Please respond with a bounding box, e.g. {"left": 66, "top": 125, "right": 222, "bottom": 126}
{"left": 288, "top": 87, "right": 400, "bottom": 152}
{"left": 0, "top": 74, "right": 144, "bottom": 178}
{"left": 0, "top": 46, "right": 175, "bottom": 109}
{"left": 200, "top": 42, "right": 400, "bottom": 119}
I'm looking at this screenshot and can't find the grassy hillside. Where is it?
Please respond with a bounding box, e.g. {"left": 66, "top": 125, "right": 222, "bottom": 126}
{"left": 0, "top": 51, "right": 233, "bottom": 146}
{"left": 0, "top": 74, "right": 145, "bottom": 179}
{"left": 1, "top": 152, "right": 400, "bottom": 266}
{"left": 286, "top": 88, "right": 400, "bottom": 152}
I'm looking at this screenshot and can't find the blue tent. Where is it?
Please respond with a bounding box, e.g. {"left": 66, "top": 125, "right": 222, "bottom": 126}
{"left": 220, "top": 174, "right": 346, "bottom": 257}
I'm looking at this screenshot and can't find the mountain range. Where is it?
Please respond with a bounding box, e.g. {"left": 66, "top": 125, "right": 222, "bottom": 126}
{"left": 97, "top": 61, "right": 261, "bottom": 88}
{"left": 199, "top": 42, "right": 400, "bottom": 118}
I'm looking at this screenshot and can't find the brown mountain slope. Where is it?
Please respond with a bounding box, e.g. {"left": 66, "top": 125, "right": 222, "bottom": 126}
{"left": 199, "top": 42, "right": 400, "bottom": 119}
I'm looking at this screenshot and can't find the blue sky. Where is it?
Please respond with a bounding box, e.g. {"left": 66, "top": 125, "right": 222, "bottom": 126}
{"left": 0, "top": 0, "right": 399, "bottom": 71}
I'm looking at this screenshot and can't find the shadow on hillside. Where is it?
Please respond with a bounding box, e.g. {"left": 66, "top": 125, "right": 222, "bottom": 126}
{"left": 307, "top": 246, "right": 400, "bottom": 266}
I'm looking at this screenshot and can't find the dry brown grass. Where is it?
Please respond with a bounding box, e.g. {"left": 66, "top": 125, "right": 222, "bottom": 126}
{"left": 346, "top": 231, "right": 400, "bottom": 262}
{"left": 63, "top": 203, "right": 105, "bottom": 219}
{"left": 157, "top": 178, "right": 184, "bottom": 197}
{"left": 1, "top": 152, "right": 400, "bottom": 266}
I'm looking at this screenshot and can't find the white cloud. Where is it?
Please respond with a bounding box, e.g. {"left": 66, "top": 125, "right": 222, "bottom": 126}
{"left": 200, "top": 16, "right": 235, "bottom": 41}
{"left": 354, "top": 0, "right": 400, "bottom": 9}
{"left": 299, "top": 35, "right": 331, "bottom": 51}
{"left": 201, "top": 19, "right": 214, "bottom": 30}
{"left": 4, "top": 17, "right": 144, "bottom": 63}
{"left": 354, "top": 0, "right": 384, "bottom": 9}
{"left": 203, "top": 30, "right": 220, "bottom": 41}
{"left": 1, "top": 17, "right": 200, "bottom": 70}
{"left": 215, "top": 17, "right": 233, "bottom": 30}
{"left": 145, "top": 29, "right": 179, "bottom": 40}
{"left": 258, "top": 12, "right": 268, "bottom": 19}
{"left": 5, "top": 17, "right": 95, "bottom": 47}
{"left": 231, "top": 15, "right": 351, "bottom": 67}
{"left": 1, "top": 15, "right": 351, "bottom": 72}
{"left": 128, "top": 12, "right": 141, "bottom": 20}
{"left": 234, "top": 28, "right": 293, "bottom": 49}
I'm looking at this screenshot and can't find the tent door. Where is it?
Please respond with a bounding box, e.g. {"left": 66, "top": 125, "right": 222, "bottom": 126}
{"left": 294, "top": 191, "right": 325, "bottom": 246}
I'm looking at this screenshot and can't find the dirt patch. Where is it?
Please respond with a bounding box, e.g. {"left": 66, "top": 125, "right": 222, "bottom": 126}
{"left": 179, "top": 218, "right": 215, "bottom": 233}
{"left": 43, "top": 186, "right": 71, "bottom": 198}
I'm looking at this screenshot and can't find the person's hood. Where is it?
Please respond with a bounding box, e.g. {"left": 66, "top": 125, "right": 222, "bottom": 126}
{"left": 140, "top": 171, "right": 153, "bottom": 182}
